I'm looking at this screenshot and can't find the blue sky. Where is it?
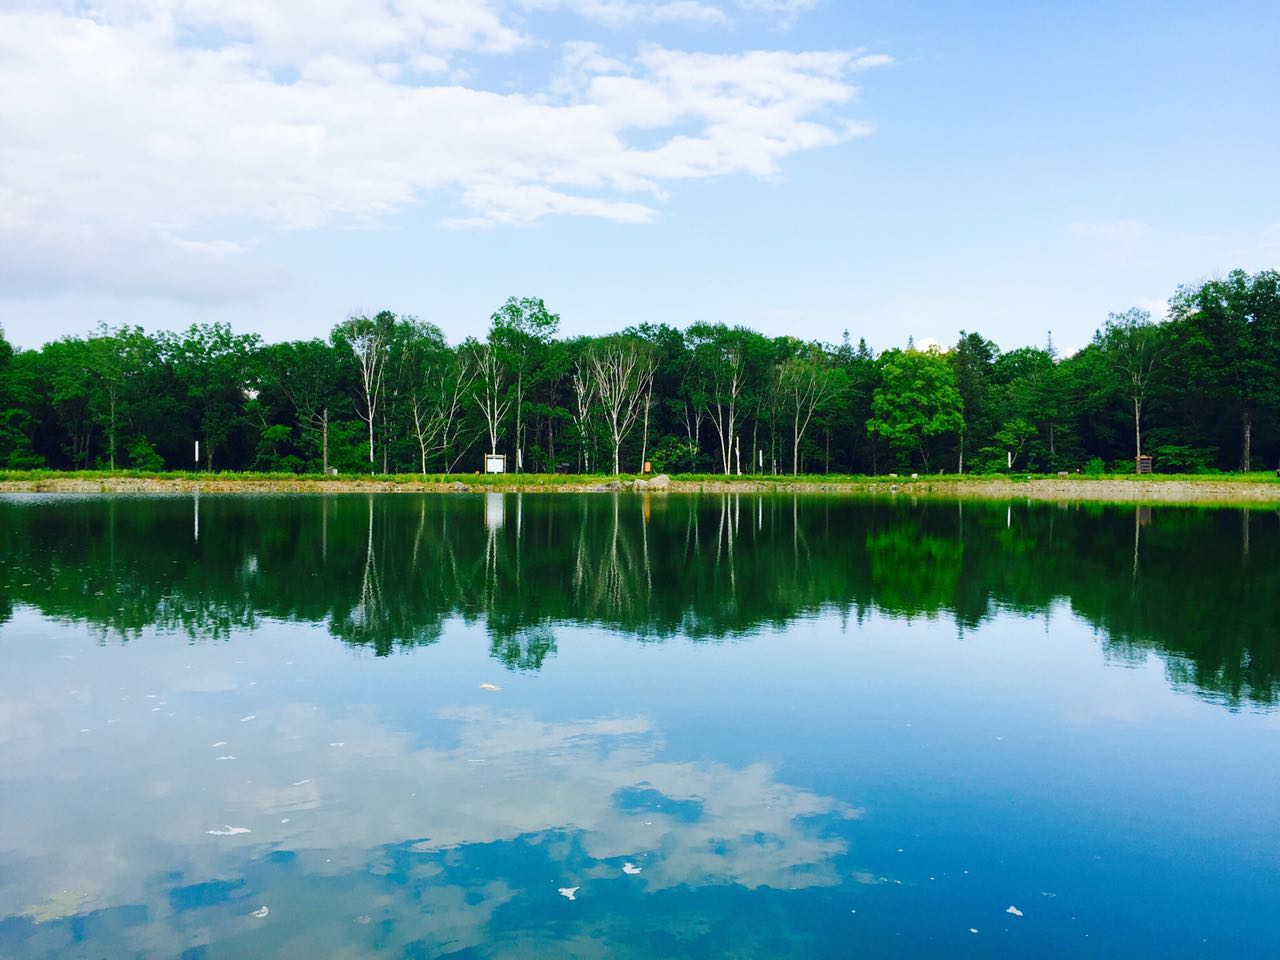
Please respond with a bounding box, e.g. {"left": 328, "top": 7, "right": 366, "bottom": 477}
{"left": 1, "top": 0, "right": 1277, "bottom": 354}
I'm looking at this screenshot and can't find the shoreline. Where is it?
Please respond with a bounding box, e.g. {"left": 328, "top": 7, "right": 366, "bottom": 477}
{"left": 2, "top": 473, "right": 1280, "bottom": 505}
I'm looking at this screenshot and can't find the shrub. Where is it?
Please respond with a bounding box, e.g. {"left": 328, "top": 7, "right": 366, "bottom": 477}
{"left": 128, "top": 437, "right": 165, "bottom": 471}
{"left": 1083, "top": 457, "right": 1106, "bottom": 475}
{"left": 1150, "top": 444, "right": 1218, "bottom": 474}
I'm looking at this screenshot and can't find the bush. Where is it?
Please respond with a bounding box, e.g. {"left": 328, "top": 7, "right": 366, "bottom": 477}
{"left": 649, "top": 437, "right": 699, "bottom": 473}
{"left": 1083, "top": 457, "right": 1106, "bottom": 475}
{"left": 1150, "top": 444, "right": 1218, "bottom": 474}
{"left": 128, "top": 437, "right": 165, "bottom": 471}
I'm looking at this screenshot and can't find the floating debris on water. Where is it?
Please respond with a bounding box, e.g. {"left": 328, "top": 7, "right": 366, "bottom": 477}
{"left": 1006, "top": 905, "right": 1023, "bottom": 917}
{"left": 329, "top": 742, "right": 344, "bottom": 748}
{"left": 622, "top": 863, "right": 642, "bottom": 875}
{"left": 240, "top": 715, "right": 255, "bottom": 723}
{"left": 250, "top": 906, "right": 269, "bottom": 918}
{"left": 216, "top": 755, "right": 236, "bottom": 761}
{"left": 969, "top": 928, "right": 979, "bottom": 934}
{"left": 206, "top": 825, "right": 251, "bottom": 836}
{"left": 212, "top": 741, "right": 227, "bottom": 747}
{"left": 292, "top": 779, "right": 311, "bottom": 786}
{"left": 558, "top": 887, "right": 579, "bottom": 901}
{"left": 479, "top": 683, "right": 501, "bottom": 691}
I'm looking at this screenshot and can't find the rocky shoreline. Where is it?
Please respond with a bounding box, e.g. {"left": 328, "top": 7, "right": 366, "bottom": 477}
{"left": 3, "top": 473, "right": 1279, "bottom": 505}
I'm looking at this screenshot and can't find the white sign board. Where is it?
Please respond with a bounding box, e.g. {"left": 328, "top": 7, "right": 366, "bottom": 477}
{"left": 484, "top": 454, "right": 507, "bottom": 474}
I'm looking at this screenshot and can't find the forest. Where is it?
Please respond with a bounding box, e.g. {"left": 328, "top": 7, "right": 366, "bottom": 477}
{"left": 0, "top": 268, "right": 1276, "bottom": 476}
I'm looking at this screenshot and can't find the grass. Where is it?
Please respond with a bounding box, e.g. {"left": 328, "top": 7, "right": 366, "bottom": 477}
{"left": 1, "top": 468, "right": 1277, "bottom": 485}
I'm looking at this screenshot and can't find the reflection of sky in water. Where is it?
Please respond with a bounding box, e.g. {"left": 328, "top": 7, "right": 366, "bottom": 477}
{"left": 3, "top": 600, "right": 1280, "bottom": 957}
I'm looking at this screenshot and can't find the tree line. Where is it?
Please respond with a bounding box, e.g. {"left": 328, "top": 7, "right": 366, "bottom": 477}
{"left": 0, "top": 269, "right": 1276, "bottom": 475}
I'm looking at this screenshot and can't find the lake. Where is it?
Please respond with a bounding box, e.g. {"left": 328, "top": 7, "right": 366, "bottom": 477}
{"left": 0, "top": 492, "right": 1277, "bottom": 958}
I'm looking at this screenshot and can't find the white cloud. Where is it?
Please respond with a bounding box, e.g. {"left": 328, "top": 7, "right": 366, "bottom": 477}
{"left": 519, "top": 0, "right": 728, "bottom": 27}
{"left": 736, "top": 0, "right": 822, "bottom": 23}
{"left": 851, "top": 52, "right": 894, "bottom": 70}
{"left": 0, "top": 3, "right": 887, "bottom": 301}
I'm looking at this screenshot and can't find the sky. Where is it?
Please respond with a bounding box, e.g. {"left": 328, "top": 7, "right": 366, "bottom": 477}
{"left": 1, "top": 0, "right": 1277, "bottom": 354}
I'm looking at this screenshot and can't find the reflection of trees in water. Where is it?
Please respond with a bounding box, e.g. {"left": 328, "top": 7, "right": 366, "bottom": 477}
{"left": 0, "top": 494, "right": 1276, "bottom": 706}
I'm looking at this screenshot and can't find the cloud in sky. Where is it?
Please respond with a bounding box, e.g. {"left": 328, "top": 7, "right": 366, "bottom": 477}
{"left": 0, "top": 1, "right": 888, "bottom": 301}
{"left": 519, "top": 0, "right": 729, "bottom": 27}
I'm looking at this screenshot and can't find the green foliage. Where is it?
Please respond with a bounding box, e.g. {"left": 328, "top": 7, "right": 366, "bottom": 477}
{"left": 1084, "top": 457, "right": 1107, "bottom": 475}
{"left": 648, "top": 437, "right": 699, "bottom": 473}
{"left": 1168, "top": 269, "right": 1280, "bottom": 471}
{"left": 127, "top": 437, "right": 164, "bottom": 471}
{"left": 868, "top": 347, "right": 963, "bottom": 472}
{"left": 1149, "top": 444, "right": 1217, "bottom": 474}
{"left": 1, "top": 270, "right": 1279, "bottom": 478}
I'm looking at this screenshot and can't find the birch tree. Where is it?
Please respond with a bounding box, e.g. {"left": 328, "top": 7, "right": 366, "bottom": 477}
{"left": 471, "top": 339, "right": 512, "bottom": 457}
{"left": 570, "top": 354, "right": 596, "bottom": 472}
{"left": 489, "top": 297, "right": 559, "bottom": 472}
{"left": 1096, "top": 308, "right": 1168, "bottom": 462}
{"left": 404, "top": 327, "right": 476, "bottom": 475}
{"left": 690, "top": 325, "right": 746, "bottom": 475}
{"left": 777, "top": 342, "right": 842, "bottom": 475}
{"left": 587, "top": 337, "right": 655, "bottom": 475}
{"left": 335, "top": 311, "right": 394, "bottom": 468}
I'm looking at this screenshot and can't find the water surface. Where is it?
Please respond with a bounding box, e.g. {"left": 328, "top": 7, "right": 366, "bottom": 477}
{"left": 0, "top": 493, "right": 1277, "bottom": 958}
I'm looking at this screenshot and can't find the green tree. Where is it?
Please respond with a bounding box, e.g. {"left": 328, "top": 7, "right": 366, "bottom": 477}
{"left": 0, "top": 327, "right": 42, "bottom": 467}
{"left": 990, "top": 346, "right": 1063, "bottom": 470}
{"left": 163, "top": 323, "right": 262, "bottom": 470}
{"left": 1169, "top": 270, "right": 1280, "bottom": 471}
{"left": 332, "top": 311, "right": 395, "bottom": 470}
{"left": 489, "top": 297, "right": 560, "bottom": 472}
{"left": 127, "top": 437, "right": 165, "bottom": 471}
{"left": 584, "top": 336, "right": 655, "bottom": 475}
{"left": 261, "top": 339, "right": 345, "bottom": 472}
{"left": 950, "top": 332, "right": 999, "bottom": 474}
{"left": 868, "top": 347, "right": 964, "bottom": 472}
{"left": 397, "top": 318, "right": 477, "bottom": 474}
{"left": 87, "top": 324, "right": 150, "bottom": 470}
{"left": 1095, "top": 308, "right": 1169, "bottom": 463}
{"left": 776, "top": 340, "right": 843, "bottom": 475}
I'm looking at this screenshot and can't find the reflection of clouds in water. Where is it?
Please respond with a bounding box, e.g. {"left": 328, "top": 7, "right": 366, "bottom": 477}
{"left": 0, "top": 635, "right": 858, "bottom": 956}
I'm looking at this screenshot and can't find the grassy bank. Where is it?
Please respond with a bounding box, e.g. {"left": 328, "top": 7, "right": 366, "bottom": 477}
{"left": 2, "top": 469, "right": 1279, "bottom": 505}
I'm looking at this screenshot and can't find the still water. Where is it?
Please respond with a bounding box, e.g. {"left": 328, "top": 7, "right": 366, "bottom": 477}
{"left": 0, "top": 493, "right": 1277, "bottom": 958}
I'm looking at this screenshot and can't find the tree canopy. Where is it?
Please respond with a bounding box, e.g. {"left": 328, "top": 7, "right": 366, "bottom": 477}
{"left": 2, "top": 270, "right": 1278, "bottom": 475}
